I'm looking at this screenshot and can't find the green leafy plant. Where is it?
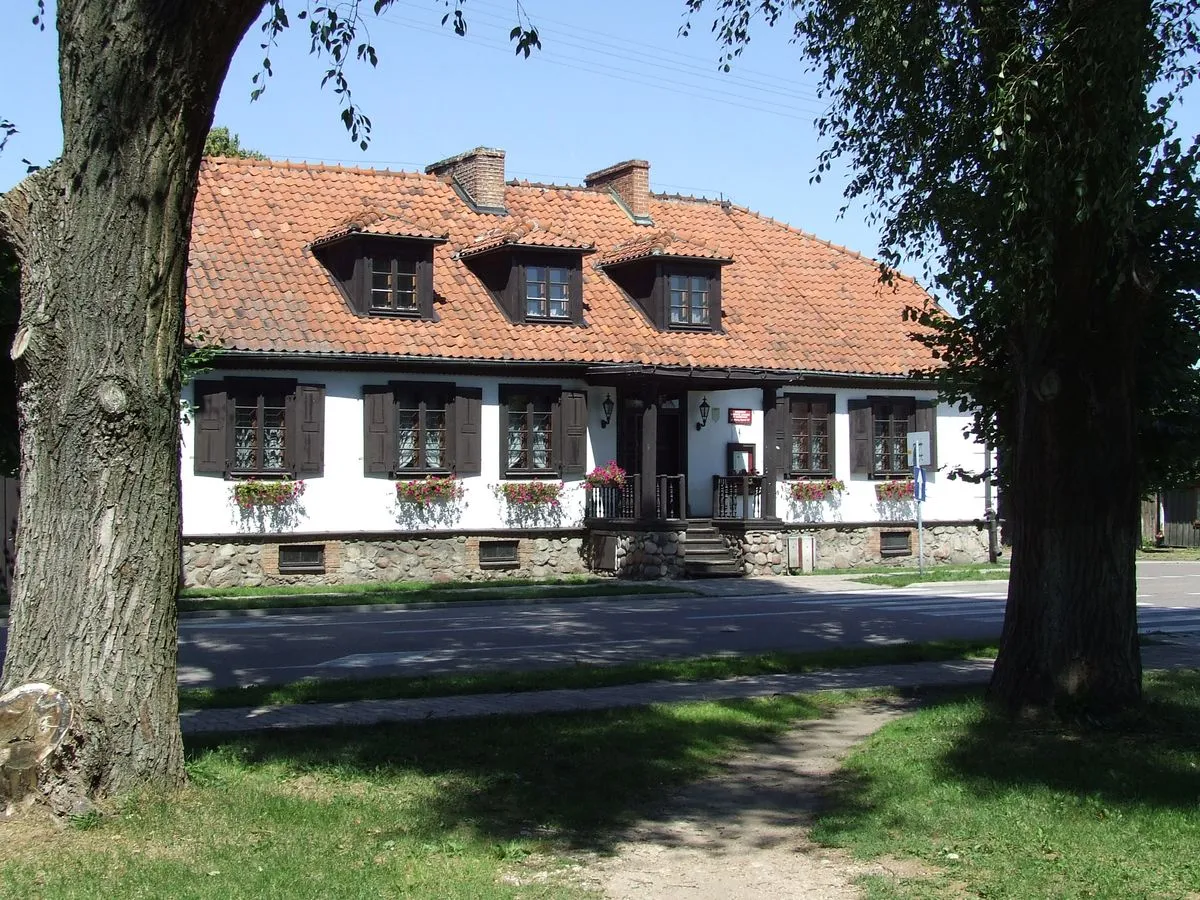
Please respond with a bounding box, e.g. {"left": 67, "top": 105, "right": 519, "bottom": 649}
{"left": 584, "top": 460, "right": 627, "bottom": 489}
{"left": 232, "top": 480, "right": 305, "bottom": 510}
{"left": 875, "top": 479, "right": 914, "bottom": 502}
{"left": 495, "top": 481, "right": 564, "bottom": 507}
{"left": 789, "top": 478, "right": 846, "bottom": 502}
{"left": 395, "top": 475, "right": 464, "bottom": 506}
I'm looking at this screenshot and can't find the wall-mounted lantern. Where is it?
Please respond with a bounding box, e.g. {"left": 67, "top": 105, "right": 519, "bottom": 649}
{"left": 600, "top": 393, "right": 615, "bottom": 429}
{"left": 696, "top": 396, "right": 711, "bottom": 431}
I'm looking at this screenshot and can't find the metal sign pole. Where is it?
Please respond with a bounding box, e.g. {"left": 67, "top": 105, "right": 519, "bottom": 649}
{"left": 912, "top": 440, "right": 927, "bottom": 575}
{"left": 917, "top": 484, "right": 925, "bottom": 575}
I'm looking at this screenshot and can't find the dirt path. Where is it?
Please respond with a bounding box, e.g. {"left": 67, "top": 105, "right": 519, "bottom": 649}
{"left": 579, "top": 698, "right": 925, "bottom": 900}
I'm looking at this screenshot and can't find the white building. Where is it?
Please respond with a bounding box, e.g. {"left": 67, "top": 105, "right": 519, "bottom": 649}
{"left": 181, "top": 149, "right": 991, "bottom": 586}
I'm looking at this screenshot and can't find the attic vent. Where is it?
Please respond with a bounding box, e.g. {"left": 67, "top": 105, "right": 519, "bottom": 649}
{"left": 426, "top": 147, "right": 507, "bottom": 215}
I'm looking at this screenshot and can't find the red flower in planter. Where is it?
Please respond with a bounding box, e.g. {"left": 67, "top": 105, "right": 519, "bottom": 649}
{"left": 875, "top": 479, "right": 915, "bottom": 501}
{"left": 789, "top": 478, "right": 846, "bottom": 502}
{"left": 395, "top": 475, "right": 465, "bottom": 507}
{"left": 232, "top": 479, "right": 305, "bottom": 510}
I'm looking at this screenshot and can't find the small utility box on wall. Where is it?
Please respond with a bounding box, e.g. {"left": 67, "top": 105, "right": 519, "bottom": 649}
{"left": 787, "top": 534, "right": 817, "bottom": 573}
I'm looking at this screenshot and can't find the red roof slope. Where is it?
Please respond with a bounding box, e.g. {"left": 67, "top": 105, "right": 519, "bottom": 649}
{"left": 186, "top": 157, "right": 937, "bottom": 376}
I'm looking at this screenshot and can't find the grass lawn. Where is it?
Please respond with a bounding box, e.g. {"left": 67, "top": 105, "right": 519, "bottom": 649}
{"left": 177, "top": 576, "right": 689, "bottom": 612}
{"left": 849, "top": 564, "right": 1010, "bottom": 588}
{"left": 178, "top": 639, "right": 999, "bottom": 711}
{"left": 0, "top": 692, "right": 868, "bottom": 899}
{"left": 813, "top": 670, "right": 1200, "bottom": 899}
{"left": 1137, "top": 546, "right": 1200, "bottom": 561}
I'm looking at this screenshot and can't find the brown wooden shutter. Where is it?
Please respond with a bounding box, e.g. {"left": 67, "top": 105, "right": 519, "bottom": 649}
{"left": 560, "top": 389, "right": 588, "bottom": 476}
{"left": 363, "top": 385, "right": 395, "bottom": 478}
{"left": 453, "top": 385, "right": 483, "bottom": 475}
{"left": 768, "top": 391, "right": 788, "bottom": 475}
{"left": 849, "top": 399, "right": 873, "bottom": 475}
{"left": 287, "top": 384, "right": 325, "bottom": 477}
{"left": 193, "top": 380, "right": 228, "bottom": 475}
{"left": 912, "top": 399, "right": 938, "bottom": 469}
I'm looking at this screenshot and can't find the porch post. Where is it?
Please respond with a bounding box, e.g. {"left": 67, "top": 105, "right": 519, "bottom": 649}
{"left": 762, "top": 386, "right": 780, "bottom": 519}
{"left": 640, "top": 387, "right": 659, "bottom": 520}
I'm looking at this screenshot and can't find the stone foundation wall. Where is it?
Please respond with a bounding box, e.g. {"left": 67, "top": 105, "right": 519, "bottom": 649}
{"left": 589, "top": 529, "right": 687, "bottom": 579}
{"left": 728, "top": 523, "right": 990, "bottom": 575}
{"left": 183, "top": 533, "right": 587, "bottom": 588}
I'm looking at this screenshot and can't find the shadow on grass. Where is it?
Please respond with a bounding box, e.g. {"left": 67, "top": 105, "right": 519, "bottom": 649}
{"left": 814, "top": 671, "right": 1200, "bottom": 851}
{"left": 185, "top": 694, "right": 832, "bottom": 853}
{"left": 936, "top": 669, "right": 1200, "bottom": 809}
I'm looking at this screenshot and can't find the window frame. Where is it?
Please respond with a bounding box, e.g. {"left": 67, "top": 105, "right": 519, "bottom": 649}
{"left": 515, "top": 256, "right": 584, "bottom": 325}
{"left": 659, "top": 263, "right": 722, "bottom": 332}
{"left": 392, "top": 383, "right": 454, "bottom": 476}
{"left": 500, "top": 386, "right": 560, "bottom": 478}
{"left": 478, "top": 539, "right": 521, "bottom": 569}
{"left": 879, "top": 530, "right": 913, "bottom": 557}
{"left": 667, "top": 272, "right": 712, "bottom": 327}
{"left": 871, "top": 398, "right": 916, "bottom": 477}
{"left": 787, "top": 394, "right": 836, "bottom": 477}
{"left": 367, "top": 255, "right": 419, "bottom": 315}
{"left": 227, "top": 378, "right": 297, "bottom": 479}
{"left": 278, "top": 544, "right": 326, "bottom": 574}
{"left": 523, "top": 263, "right": 574, "bottom": 321}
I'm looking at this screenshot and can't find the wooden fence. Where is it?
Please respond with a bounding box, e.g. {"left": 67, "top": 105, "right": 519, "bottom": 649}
{"left": 1161, "top": 488, "right": 1200, "bottom": 549}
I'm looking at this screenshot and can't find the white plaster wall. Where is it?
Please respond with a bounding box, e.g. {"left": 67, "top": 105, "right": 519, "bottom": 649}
{"left": 182, "top": 369, "right": 592, "bottom": 537}
{"left": 181, "top": 373, "right": 987, "bottom": 537}
{"left": 777, "top": 388, "right": 986, "bottom": 525}
{"left": 687, "top": 388, "right": 764, "bottom": 516}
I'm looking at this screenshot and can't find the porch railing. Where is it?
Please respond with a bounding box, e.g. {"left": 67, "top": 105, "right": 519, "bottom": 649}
{"left": 584, "top": 473, "right": 687, "bottom": 522}
{"left": 713, "top": 474, "right": 765, "bottom": 520}
{"left": 655, "top": 474, "right": 686, "bottom": 521}
{"left": 585, "top": 475, "right": 640, "bottom": 520}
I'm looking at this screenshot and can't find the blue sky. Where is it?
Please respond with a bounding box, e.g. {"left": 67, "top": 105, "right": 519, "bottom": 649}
{"left": 2, "top": 1, "right": 1197, "bottom": 287}
{"left": 0, "top": 1, "right": 889, "bottom": 261}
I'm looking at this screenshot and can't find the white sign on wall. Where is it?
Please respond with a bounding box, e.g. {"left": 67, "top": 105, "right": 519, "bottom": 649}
{"left": 907, "top": 431, "right": 931, "bottom": 467}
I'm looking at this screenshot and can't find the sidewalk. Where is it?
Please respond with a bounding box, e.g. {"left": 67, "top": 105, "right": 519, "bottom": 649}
{"left": 179, "top": 635, "right": 1200, "bottom": 735}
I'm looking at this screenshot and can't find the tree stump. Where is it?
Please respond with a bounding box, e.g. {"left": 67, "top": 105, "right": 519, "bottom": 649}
{"left": 0, "top": 683, "right": 73, "bottom": 816}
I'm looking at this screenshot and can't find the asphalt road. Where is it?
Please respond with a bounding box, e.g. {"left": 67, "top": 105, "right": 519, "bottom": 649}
{"left": 170, "top": 560, "right": 1200, "bottom": 688}
{"left": 3, "top": 561, "right": 1198, "bottom": 689}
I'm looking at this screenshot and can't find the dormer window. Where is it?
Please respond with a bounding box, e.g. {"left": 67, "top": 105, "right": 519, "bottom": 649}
{"left": 310, "top": 214, "right": 448, "bottom": 321}
{"left": 525, "top": 264, "right": 573, "bottom": 320}
{"left": 597, "top": 231, "right": 731, "bottom": 334}
{"left": 370, "top": 256, "right": 419, "bottom": 314}
{"left": 668, "top": 273, "right": 712, "bottom": 327}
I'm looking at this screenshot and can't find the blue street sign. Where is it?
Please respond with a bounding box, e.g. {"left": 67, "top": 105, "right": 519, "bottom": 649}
{"left": 912, "top": 465, "right": 927, "bottom": 502}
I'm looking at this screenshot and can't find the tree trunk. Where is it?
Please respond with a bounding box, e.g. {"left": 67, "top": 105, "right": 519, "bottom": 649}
{"left": 989, "top": 321, "right": 1143, "bottom": 714}
{"left": 987, "top": 0, "right": 1153, "bottom": 715}
{"left": 0, "top": 0, "right": 263, "bottom": 808}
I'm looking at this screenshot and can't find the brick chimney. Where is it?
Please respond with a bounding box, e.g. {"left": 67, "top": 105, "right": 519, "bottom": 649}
{"left": 585, "top": 159, "right": 652, "bottom": 225}
{"left": 426, "top": 147, "right": 507, "bottom": 214}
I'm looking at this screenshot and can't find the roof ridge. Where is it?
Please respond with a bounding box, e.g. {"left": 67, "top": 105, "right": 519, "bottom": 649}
{"left": 201, "top": 156, "right": 432, "bottom": 179}
{"left": 507, "top": 178, "right": 589, "bottom": 192}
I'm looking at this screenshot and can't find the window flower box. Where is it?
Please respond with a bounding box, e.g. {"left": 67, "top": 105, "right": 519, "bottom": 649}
{"left": 584, "top": 461, "right": 627, "bottom": 490}
{"left": 232, "top": 479, "right": 305, "bottom": 510}
{"left": 395, "top": 474, "right": 465, "bottom": 507}
{"left": 875, "top": 479, "right": 915, "bottom": 502}
{"left": 495, "top": 481, "right": 564, "bottom": 508}
{"left": 789, "top": 478, "right": 846, "bottom": 502}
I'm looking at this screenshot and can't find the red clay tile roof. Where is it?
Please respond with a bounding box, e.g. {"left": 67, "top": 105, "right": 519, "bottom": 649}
{"left": 311, "top": 208, "right": 448, "bottom": 247}
{"left": 597, "top": 229, "right": 732, "bottom": 267}
{"left": 456, "top": 219, "right": 594, "bottom": 258}
{"left": 186, "top": 157, "right": 940, "bottom": 376}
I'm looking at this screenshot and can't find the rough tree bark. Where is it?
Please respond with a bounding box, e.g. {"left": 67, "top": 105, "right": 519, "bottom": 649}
{"left": 988, "top": 0, "right": 1151, "bottom": 713}
{"left": 0, "top": 0, "right": 264, "bottom": 807}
